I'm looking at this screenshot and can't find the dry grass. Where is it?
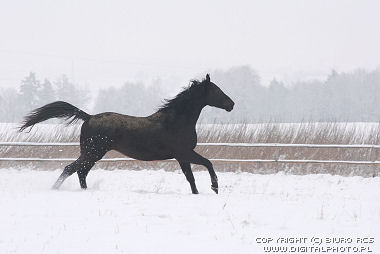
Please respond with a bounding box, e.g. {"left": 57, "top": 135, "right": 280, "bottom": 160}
{"left": 0, "top": 122, "right": 379, "bottom": 177}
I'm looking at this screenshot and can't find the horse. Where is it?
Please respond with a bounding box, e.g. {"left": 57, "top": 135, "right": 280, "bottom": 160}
{"left": 20, "top": 74, "right": 235, "bottom": 194}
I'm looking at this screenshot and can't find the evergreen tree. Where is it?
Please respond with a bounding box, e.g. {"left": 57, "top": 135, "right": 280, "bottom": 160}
{"left": 19, "top": 72, "right": 41, "bottom": 110}
{"left": 39, "top": 79, "right": 56, "bottom": 105}
{"left": 55, "top": 75, "right": 89, "bottom": 108}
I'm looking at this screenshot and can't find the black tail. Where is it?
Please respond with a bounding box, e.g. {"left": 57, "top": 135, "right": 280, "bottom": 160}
{"left": 19, "top": 101, "right": 91, "bottom": 131}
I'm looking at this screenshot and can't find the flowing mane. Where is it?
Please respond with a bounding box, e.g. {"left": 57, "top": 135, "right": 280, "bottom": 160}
{"left": 158, "top": 79, "right": 205, "bottom": 112}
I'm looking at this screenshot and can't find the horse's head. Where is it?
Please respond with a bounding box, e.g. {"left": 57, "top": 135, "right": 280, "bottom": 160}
{"left": 203, "top": 74, "right": 235, "bottom": 112}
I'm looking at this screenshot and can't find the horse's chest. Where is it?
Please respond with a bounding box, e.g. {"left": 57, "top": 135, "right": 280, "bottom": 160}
{"left": 175, "top": 129, "right": 197, "bottom": 149}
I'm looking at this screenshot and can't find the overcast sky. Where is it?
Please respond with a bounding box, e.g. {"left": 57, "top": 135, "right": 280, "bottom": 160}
{"left": 0, "top": 0, "right": 379, "bottom": 89}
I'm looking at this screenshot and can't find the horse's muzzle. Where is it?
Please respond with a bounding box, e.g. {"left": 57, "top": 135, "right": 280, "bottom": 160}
{"left": 225, "top": 101, "right": 235, "bottom": 112}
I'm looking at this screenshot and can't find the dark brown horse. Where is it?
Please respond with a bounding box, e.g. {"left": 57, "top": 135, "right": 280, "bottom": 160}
{"left": 20, "top": 74, "right": 234, "bottom": 194}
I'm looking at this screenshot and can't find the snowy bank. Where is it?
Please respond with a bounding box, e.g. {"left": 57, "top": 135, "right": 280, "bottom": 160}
{"left": 0, "top": 169, "right": 379, "bottom": 253}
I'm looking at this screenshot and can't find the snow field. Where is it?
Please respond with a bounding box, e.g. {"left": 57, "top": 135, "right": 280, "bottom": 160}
{"left": 0, "top": 169, "right": 380, "bottom": 253}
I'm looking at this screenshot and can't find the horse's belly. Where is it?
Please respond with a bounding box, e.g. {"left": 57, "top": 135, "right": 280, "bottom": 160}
{"left": 129, "top": 153, "right": 173, "bottom": 161}
{"left": 114, "top": 141, "right": 173, "bottom": 161}
{"left": 118, "top": 150, "right": 173, "bottom": 161}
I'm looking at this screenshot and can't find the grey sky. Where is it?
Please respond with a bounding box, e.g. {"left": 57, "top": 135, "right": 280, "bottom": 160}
{"left": 0, "top": 0, "right": 379, "bottom": 89}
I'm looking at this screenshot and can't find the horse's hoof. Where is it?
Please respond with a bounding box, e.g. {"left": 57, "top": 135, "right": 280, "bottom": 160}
{"left": 192, "top": 190, "right": 199, "bottom": 194}
{"left": 211, "top": 185, "right": 218, "bottom": 194}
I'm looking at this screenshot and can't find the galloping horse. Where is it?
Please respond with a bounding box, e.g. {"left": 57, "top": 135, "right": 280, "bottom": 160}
{"left": 20, "top": 74, "right": 235, "bottom": 194}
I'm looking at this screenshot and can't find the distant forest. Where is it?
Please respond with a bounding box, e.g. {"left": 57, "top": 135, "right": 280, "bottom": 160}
{"left": 1, "top": 66, "right": 380, "bottom": 123}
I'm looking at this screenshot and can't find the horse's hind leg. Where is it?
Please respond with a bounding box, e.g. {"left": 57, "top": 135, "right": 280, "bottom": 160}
{"left": 76, "top": 134, "right": 112, "bottom": 189}
{"left": 53, "top": 134, "right": 112, "bottom": 190}
{"left": 178, "top": 161, "right": 199, "bottom": 194}
{"left": 52, "top": 157, "right": 85, "bottom": 189}
{"left": 76, "top": 157, "right": 96, "bottom": 189}
{"left": 52, "top": 155, "right": 97, "bottom": 189}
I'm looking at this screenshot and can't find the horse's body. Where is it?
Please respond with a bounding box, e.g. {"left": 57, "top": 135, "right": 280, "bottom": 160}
{"left": 20, "top": 74, "right": 234, "bottom": 194}
{"left": 85, "top": 111, "right": 196, "bottom": 161}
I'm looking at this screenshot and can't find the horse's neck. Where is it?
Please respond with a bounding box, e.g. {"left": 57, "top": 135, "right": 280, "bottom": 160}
{"left": 184, "top": 103, "right": 204, "bottom": 126}
{"left": 161, "top": 101, "right": 205, "bottom": 127}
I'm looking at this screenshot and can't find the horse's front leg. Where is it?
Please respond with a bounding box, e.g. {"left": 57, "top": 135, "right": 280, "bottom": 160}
{"left": 175, "top": 151, "right": 218, "bottom": 194}
{"left": 177, "top": 161, "right": 199, "bottom": 194}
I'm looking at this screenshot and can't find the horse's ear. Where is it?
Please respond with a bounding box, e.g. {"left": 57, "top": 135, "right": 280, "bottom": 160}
{"left": 206, "top": 74, "right": 210, "bottom": 82}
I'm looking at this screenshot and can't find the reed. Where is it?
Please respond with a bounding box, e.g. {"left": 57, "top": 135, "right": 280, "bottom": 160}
{"left": 0, "top": 122, "right": 379, "bottom": 177}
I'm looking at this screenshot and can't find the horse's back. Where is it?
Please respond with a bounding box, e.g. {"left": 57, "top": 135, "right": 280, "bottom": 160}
{"left": 81, "top": 112, "right": 152, "bottom": 138}
{"left": 80, "top": 112, "right": 175, "bottom": 160}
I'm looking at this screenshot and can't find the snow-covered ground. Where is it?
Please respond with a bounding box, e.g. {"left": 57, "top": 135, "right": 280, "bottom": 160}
{"left": 1, "top": 168, "right": 379, "bottom": 253}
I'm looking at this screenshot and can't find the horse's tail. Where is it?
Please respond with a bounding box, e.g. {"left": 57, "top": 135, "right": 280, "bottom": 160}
{"left": 19, "top": 101, "right": 91, "bottom": 132}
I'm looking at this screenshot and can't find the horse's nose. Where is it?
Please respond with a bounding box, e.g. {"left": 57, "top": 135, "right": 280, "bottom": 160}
{"left": 226, "top": 101, "right": 234, "bottom": 112}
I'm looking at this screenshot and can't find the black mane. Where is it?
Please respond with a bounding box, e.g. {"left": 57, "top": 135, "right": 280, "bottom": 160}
{"left": 158, "top": 79, "right": 205, "bottom": 112}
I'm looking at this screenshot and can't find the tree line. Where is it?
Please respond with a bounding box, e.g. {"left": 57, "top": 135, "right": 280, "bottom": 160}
{"left": 1, "top": 67, "right": 380, "bottom": 123}
{"left": 0, "top": 73, "right": 90, "bottom": 123}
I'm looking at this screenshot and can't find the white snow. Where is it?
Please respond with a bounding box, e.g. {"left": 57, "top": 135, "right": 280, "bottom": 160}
{"left": 0, "top": 169, "right": 379, "bottom": 253}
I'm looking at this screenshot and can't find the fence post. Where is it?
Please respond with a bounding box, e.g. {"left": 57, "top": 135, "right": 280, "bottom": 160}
{"left": 274, "top": 144, "right": 280, "bottom": 162}
{"left": 371, "top": 146, "right": 378, "bottom": 177}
